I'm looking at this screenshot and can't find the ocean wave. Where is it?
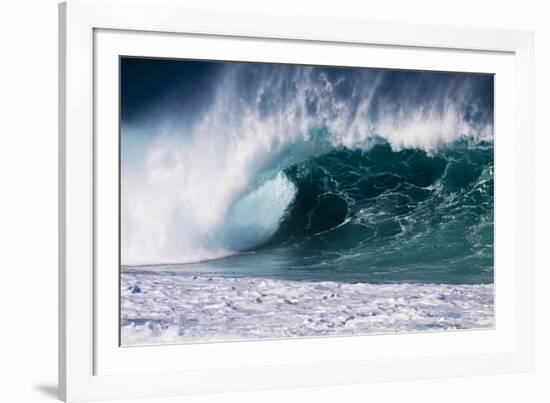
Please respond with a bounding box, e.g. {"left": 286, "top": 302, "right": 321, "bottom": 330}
{"left": 121, "top": 64, "right": 493, "bottom": 267}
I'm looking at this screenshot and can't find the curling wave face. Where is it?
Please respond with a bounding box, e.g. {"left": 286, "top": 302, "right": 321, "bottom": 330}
{"left": 247, "top": 141, "right": 493, "bottom": 283}
{"left": 121, "top": 62, "right": 493, "bottom": 284}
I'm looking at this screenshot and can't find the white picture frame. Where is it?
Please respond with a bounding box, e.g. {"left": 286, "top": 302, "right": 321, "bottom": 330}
{"left": 59, "top": 0, "right": 534, "bottom": 401}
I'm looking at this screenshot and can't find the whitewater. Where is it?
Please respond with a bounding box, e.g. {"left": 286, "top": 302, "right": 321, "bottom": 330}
{"left": 121, "top": 272, "right": 494, "bottom": 345}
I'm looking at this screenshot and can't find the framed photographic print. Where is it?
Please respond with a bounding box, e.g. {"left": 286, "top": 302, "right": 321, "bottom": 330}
{"left": 59, "top": 0, "right": 534, "bottom": 401}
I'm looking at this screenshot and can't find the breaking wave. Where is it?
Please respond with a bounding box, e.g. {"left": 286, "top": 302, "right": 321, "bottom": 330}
{"left": 121, "top": 62, "right": 493, "bottom": 281}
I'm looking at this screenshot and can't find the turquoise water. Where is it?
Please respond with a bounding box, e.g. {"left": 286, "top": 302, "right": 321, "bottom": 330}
{"left": 124, "top": 140, "right": 493, "bottom": 285}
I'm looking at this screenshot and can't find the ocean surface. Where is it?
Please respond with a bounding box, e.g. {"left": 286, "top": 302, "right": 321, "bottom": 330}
{"left": 121, "top": 273, "right": 494, "bottom": 345}
{"left": 120, "top": 59, "right": 494, "bottom": 344}
{"left": 121, "top": 140, "right": 494, "bottom": 344}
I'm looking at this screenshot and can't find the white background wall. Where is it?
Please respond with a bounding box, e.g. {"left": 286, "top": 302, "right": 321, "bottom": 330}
{"left": 0, "top": 0, "right": 547, "bottom": 402}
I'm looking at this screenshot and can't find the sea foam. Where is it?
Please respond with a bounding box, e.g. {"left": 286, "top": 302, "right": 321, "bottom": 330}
{"left": 121, "top": 271, "right": 494, "bottom": 345}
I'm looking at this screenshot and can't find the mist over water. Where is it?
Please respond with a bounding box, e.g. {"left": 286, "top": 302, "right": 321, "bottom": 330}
{"left": 121, "top": 59, "right": 493, "bottom": 284}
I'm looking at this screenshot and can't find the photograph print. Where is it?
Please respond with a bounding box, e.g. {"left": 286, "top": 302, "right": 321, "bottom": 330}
{"left": 120, "top": 57, "right": 494, "bottom": 345}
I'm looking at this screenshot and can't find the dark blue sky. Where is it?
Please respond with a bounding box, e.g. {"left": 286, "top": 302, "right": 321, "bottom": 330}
{"left": 120, "top": 57, "right": 494, "bottom": 128}
{"left": 121, "top": 58, "right": 223, "bottom": 123}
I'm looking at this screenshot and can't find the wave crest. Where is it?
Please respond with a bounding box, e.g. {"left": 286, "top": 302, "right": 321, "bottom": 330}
{"left": 121, "top": 63, "right": 493, "bottom": 265}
